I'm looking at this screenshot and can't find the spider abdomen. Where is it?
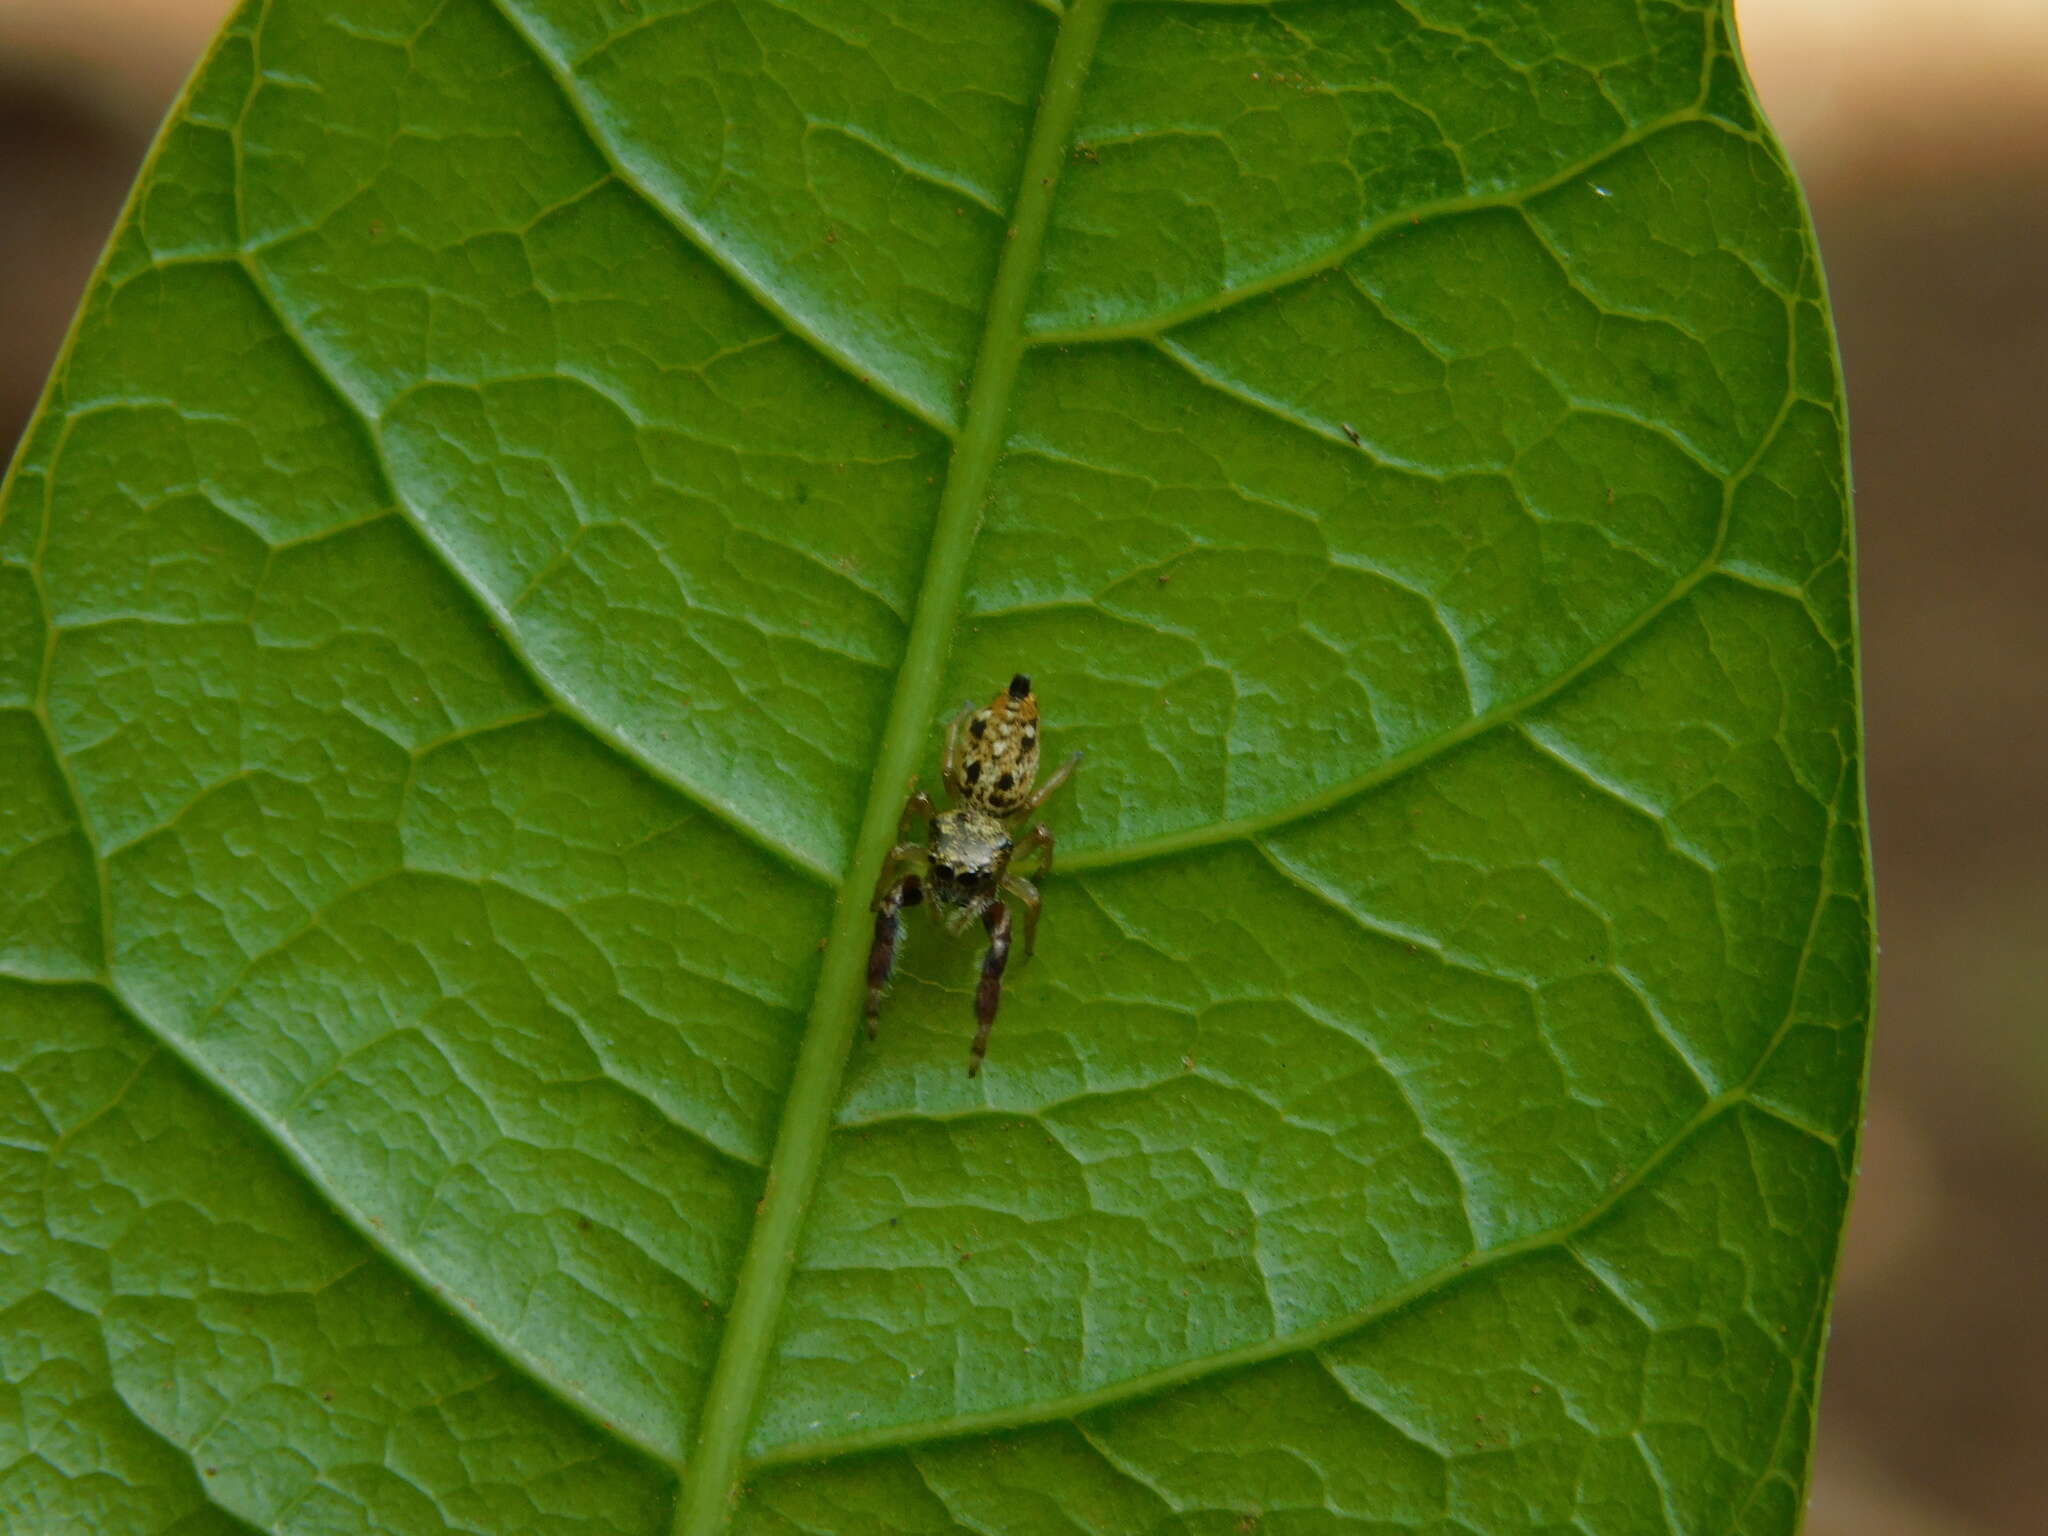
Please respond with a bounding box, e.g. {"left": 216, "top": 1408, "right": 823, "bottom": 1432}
{"left": 961, "top": 672, "right": 1042, "bottom": 815}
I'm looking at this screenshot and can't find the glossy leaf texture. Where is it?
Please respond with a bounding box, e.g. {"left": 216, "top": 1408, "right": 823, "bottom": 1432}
{"left": 0, "top": 0, "right": 1870, "bottom": 1532}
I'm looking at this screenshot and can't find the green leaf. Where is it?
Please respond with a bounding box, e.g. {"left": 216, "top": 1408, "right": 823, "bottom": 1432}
{"left": 0, "top": 0, "right": 1869, "bottom": 1531}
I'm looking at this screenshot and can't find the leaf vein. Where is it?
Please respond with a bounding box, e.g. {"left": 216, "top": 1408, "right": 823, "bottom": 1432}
{"left": 227, "top": 257, "right": 837, "bottom": 885}
{"left": 1025, "top": 108, "right": 1713, "bottom": 345}
{"left": 480, "top": 0, "right": 957, "bottom": 436}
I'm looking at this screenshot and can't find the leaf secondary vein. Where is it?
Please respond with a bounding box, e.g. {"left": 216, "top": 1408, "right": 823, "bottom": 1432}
{"left": 1019, "top": 106, "right": 1741, "bottom": 347}
{"left": 483, "top": 0, "right": 957, "bottom": 438}
{"left": 672, "top": 3, "right": 1111, "bottom": 1529}
{"left": 1062, "top": 357, "right": 1806, "bottom": 877}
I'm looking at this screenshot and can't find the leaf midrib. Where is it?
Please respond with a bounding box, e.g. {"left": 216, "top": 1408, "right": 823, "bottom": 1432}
{"left": 671, "top": 4, "right": 1112, "bottom": 1528}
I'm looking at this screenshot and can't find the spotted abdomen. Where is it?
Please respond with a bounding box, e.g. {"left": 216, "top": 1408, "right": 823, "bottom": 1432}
{"left": 961, "top": 672, "right": 1042, "bottom": 815}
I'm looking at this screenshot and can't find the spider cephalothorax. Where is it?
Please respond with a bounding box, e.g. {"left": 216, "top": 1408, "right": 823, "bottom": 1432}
{"left": 924, "top": 808, "right": 1013, "bottom": 931}
{"left": 866, "top": 673, "right": 1081, "bottom": 1075}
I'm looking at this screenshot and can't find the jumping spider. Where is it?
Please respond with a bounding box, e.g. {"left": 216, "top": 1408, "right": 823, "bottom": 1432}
{"left": 866, "top": 673, "right": 1081, "bottom": 1075}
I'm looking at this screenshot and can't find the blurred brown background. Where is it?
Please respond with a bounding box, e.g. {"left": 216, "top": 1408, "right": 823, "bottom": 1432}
{"left": 3, "top": 2, "right": 2041, "bottom": 1530}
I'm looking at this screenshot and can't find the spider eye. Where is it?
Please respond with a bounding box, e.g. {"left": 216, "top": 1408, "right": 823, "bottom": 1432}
{"left": 930, "top": 862, "right": 954, "bottom": 880}
{"left": 958, "top": 869, "right": 983, "bottom": 887}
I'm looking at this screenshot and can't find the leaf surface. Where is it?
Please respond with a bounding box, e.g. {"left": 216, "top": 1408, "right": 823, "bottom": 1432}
{"left": 0, "top": 0, "right": 1870, "bottom": 1532}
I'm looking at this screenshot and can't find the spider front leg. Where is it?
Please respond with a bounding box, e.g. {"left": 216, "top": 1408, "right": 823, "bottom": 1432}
{"left": 869, "top": 786, "right": 937, "bottom": 911}
{"left": 866, "top": 845, "right": 926, "bottom": 1039}
{"left": 968, "top": 899, "right": 1013, "bottom": 1077}
{"left": 897, "top": 786, "right": 936, "bottom": 844}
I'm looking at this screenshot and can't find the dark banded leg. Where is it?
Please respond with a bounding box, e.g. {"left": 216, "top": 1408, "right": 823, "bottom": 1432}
{"left": 969, "top": 900, "right": 1013, "bottom": 1077}
{"left": 866, "top": 873, "right": 923, "bottom": 1038}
